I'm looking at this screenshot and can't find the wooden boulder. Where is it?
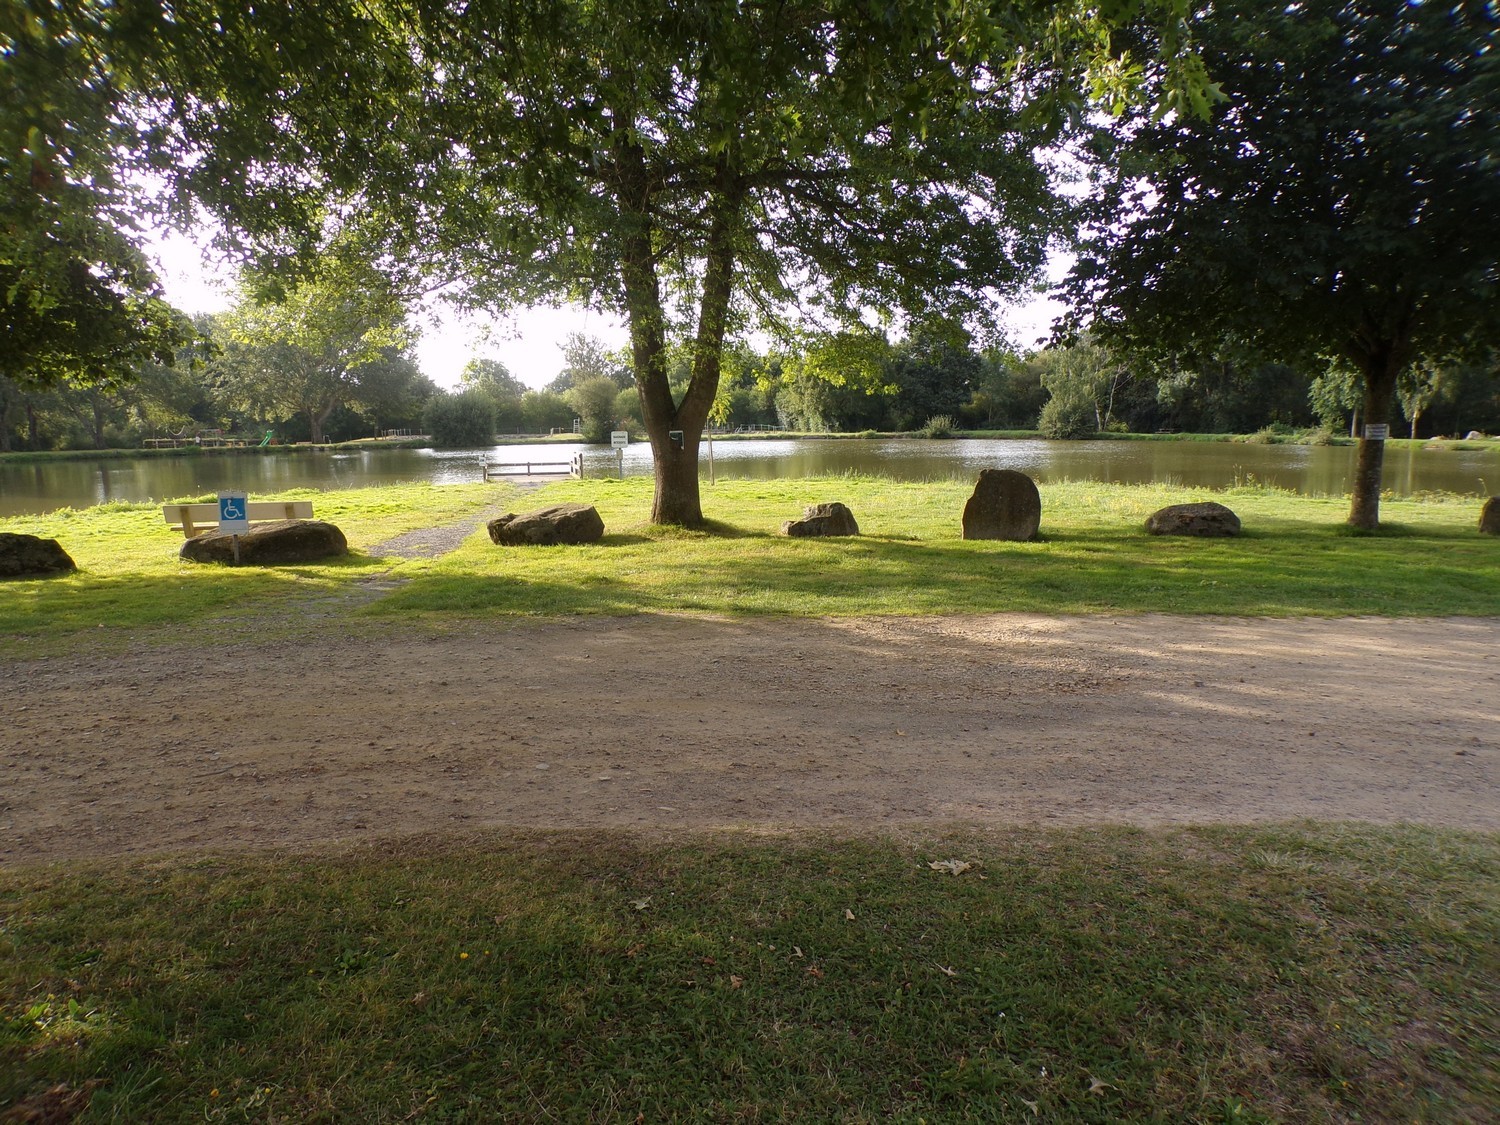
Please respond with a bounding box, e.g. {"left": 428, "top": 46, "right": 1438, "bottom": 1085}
{"left": 0, "top": 532, "right": 76, "bottom": 579}
{"left": 180, "top": 519, "right": 348, "bottom": 564}
{"left": 1145, "top": 502, "right": 1242, "bottom": 537}
{"left": 487, "top": 503, "right": 604, "bottom": 546}
{"left": 961, "top": 469, "right": 1041, "bottom": 541}
{"left": 782, "top": 502, "right": 860, "bottom": 537}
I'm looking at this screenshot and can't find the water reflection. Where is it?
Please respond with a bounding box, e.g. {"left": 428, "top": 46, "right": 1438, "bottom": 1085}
{"left": 2, "top": 437, "right": 1494, "bottom": 517}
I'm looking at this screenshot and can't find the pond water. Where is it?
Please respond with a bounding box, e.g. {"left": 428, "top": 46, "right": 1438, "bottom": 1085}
{"left": 2, "top": 437, "right": 1495, "bottom": 517}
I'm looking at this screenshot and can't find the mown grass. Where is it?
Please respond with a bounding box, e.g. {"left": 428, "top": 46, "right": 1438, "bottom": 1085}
{"left": 1, "top": 825, "right": 1494, "bottom": 1122}
{"left": 3, "top": 478, "right": 1496, "bottom": 654}
{"left": 371, "top": 477, "right": 1499, "bottom": 620}
{"left": 5, "top": 485, "right": 1496, "bottom": 1121}
{"left": 0, "top": 483, "right": 505, "bottom": 655}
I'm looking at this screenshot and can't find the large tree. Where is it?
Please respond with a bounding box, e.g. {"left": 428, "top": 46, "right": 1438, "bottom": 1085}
{"left": 547, "top": 333, "right": 632, "bottom": 396}
{"left": 113, "top": 0, "right": 1208, "bottom": 525}
{"left": 1065, "top": 0, "right": 1500, "bottom": 528}
{"left": 210, "top": 271, "right": 414, "bottom": 444}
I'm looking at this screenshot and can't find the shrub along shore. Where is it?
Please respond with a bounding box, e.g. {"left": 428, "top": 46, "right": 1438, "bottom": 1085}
{"left": 3, "top": 478, "right": 1496, "bottom": 1121}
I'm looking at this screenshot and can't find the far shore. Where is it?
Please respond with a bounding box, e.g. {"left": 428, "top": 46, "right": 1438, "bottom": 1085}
{"left": 3, "top": 428, "right": 1494, "bottom": 466}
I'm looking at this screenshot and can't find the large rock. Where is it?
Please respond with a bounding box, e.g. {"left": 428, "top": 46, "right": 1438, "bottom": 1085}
{"left": 961, "top": 469, "right": 1041, "bottom": 541}
{"left": 0, "top": 532, "right": 76, "bottom": 578}
{"left": 1145, "top": 502, "right": 1242, "bottom": 537}
{"left": 1481, "top": 497, "right": 1500, "bottom": 535}
{"left": 488, "top": 503, "right": 604, "bottom": 546}
{"left": 180, "top": 519, "right": 348, "bottom": 564}
{"left": 782, "top": 502, "right": 860, "bottom": 537}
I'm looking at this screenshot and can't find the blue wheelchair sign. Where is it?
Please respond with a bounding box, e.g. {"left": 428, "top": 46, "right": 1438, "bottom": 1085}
{"left": 218, "top": 491, "right": 251, "bottom": 534}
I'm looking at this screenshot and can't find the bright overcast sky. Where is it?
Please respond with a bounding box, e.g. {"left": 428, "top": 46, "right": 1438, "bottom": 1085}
{"left": 147, "top": 227, "right": 1062, "bottom": 391}
{"left": 147, "top": 226, "right": 630, "bottom": 390}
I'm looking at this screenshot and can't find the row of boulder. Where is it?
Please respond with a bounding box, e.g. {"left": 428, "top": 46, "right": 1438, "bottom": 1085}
{"left": 4, "top": 483, "right": 1499, "bottom": 578}
{"left": 0, "top": 519, "right": 350, "bottom": 579}
{"left": 956, "top": 469, "right": 1241, "bottom": 540}
{"left": 484, "top": 472, "right": 1495, "bottom": 547}
{"left": 477, "top": 469, "right": 1240, "bottom": 547}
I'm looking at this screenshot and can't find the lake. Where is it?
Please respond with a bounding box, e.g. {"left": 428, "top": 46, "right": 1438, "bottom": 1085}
{"left": 2, "top": 437, "right": 1495, "bottom": 517}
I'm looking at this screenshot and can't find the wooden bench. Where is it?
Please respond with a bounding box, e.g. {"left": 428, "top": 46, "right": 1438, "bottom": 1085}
{"left": 162, "top": 500, "right": 314, "bottom": 538}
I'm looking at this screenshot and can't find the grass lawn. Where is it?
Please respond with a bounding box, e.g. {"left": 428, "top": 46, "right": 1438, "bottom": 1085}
{"left": 2, "top": 825, "right": 1496, "bottom": 1123}
{"left": 0, "top": 482, "right": 507, "bottom": 655}
{"left": 374, "top": 477, "right": 1499, "bottom": 620}
{"left": 1, "top": 477, "right": 1497, "bottom": 654}
{"left": 4, "top": 478, "right": 1496, "bottom": 1120}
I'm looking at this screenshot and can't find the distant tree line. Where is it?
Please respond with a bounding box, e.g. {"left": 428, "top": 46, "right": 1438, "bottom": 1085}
{"left": 6, "top": 300, "right": 1497, "bottom": 454}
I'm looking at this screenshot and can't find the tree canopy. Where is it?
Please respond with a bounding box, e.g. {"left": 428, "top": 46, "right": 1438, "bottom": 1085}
{"left": 1065, "top": 0, "right": 1500, "bottom": 527}
{"left": 1, "top": 0, "right": 190, "bottom": 389}
{"left": 102, "top": 0, "right": 1208, "bottom": 524}
{"left": 210, "top": 269, "right": 416, "bottom": 444}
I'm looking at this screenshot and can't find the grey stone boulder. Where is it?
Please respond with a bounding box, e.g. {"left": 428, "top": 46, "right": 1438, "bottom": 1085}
{"left": 1480, "top": 497, "right": 1500, "bottom": 535}
{"left": 1145, "top": 502, "right": 1242, "bottom": 537}
{"left": 782, "top": 502, "right": 860, "bottom": 537}
{"left": 0, "top": 532, "right": 76, "bottom": 578}
{"left": 961, "top": 469, "right": 1041, "bottom": 541}
{"left": 180, "top": 519, "right": 348, "bottom": 564}
{"left": 487, "top": 502, "right": 604, "bottom": 546}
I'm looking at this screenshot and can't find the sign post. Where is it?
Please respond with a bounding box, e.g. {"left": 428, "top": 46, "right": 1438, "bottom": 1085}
{"left": 1363, "top": 424, "right": 1390, "bottom": 441}
{"left": 218, "top": 491, "right": 249, "bottom": 564}
{"left": 610, "top": 430, "right": 628, "bottom": 478}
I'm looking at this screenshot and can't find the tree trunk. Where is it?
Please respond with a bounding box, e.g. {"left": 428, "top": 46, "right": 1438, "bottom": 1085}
{"left": 614, "top": 128, "right": 741, "bottom": 527}
{"left": 1348, "top": 360, "right": 1400, "bottom": 530}
{"left": 650, "top": 436, "right": 705, "bottom": 525}
{"left": 309, "top": 402, "right": 335, "bottom": 445}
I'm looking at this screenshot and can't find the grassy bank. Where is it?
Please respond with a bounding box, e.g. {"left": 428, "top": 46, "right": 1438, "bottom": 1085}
{"left": 8, "top": 431, "right": 1496, "bottom": 463}
{"left": 2, "top": 478, "right": 1496, "bottom": 654}
{"left": 0, "top": 443, "right": 399, "bottom": 465}
{"left": 2, "top": 825, "right": 1494, "bottom": 1122}
{"left": 0, "top": 434, "right": 590, "bottom": 465}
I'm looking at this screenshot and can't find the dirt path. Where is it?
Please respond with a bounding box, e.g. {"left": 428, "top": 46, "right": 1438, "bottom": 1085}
{"left": 4, "top": 613, "right": 1496, "bottom": 867}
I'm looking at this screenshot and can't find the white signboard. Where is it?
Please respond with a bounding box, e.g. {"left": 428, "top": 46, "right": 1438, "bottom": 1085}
{"left": 1364, "top": 424, "right": 1390, "bottom": 441}
{"left": 217, "top": 491, "right": 250, "bottom": 534}
{"left": 610, "top": 430, "right": 630, "bottom": 448}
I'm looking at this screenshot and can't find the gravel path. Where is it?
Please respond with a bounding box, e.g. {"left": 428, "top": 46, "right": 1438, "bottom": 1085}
{"left": 368, "top": 502, "right": 511, "bottom": 559}
{"left": 4, "top": 613, "right": 1496, "bottom": 867}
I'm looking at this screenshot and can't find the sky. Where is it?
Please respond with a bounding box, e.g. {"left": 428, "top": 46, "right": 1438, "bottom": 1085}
{"left": 147, "top": 226, "right": 631, "bottom": 390}
{"left": 147, "top": 227, "right": 1065, "bottom": 391}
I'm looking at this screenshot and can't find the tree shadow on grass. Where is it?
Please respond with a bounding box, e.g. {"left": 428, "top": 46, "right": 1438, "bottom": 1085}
{"left": 367, "top": 523, "right": 1500, "bottom": 620}
{"left": 596, "top": 534, "right": 656, "bottom": 547}
{"left": 661, "top": 518, "right": 763, "bottom": 540}
{"left": 18, "top": 519, "right": 1490, "bottom": 648}
{"left": 0, "top": 553, "right": 393, "bottom": 652}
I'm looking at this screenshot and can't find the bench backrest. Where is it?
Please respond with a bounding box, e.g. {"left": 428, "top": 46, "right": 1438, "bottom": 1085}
{"left": 163, "top": 500, "right": 314, "bottom": 537}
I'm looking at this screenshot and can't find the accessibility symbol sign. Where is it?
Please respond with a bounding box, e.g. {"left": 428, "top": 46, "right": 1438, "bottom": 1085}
{"left": 218, "top": 491, "right": 250, "bottom": 534}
